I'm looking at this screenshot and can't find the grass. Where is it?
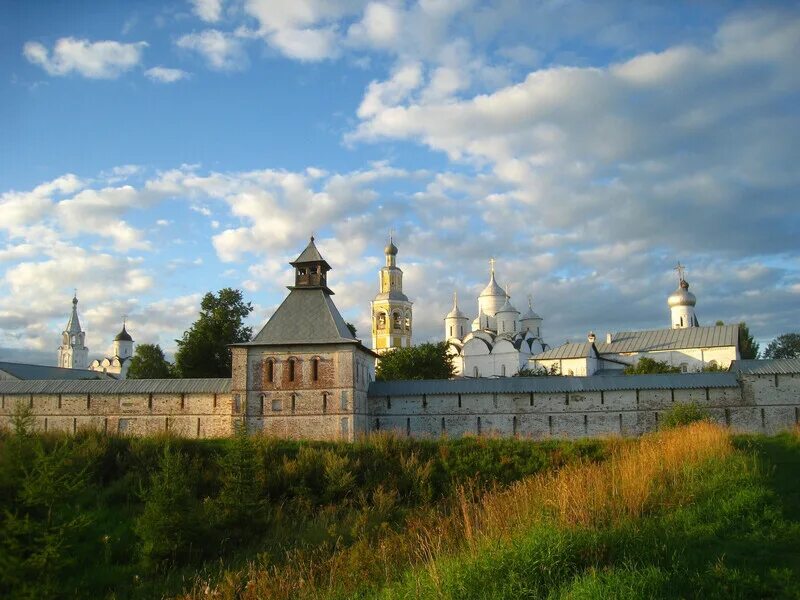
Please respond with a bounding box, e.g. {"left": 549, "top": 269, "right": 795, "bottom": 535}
{"left": 188, "top": 424, "right": 800, "bottom": 599}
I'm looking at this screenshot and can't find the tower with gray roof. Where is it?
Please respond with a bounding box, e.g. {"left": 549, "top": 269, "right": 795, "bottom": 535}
{"left": 230, "top": 237, "right": 378, "bottom": 440}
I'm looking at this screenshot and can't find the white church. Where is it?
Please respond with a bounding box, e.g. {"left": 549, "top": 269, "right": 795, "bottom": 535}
{"left": 444, "top": 261, "right": 549, "bottom": 377}
{"left": 55, "top": 293, "right": 135, "bottom": 379}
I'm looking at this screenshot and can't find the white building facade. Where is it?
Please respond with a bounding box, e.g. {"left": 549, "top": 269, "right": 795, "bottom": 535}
{"left": 90, "top": 322, "right": 134, "bottom": 379}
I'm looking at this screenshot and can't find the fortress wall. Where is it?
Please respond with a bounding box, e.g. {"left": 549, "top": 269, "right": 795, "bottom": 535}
{"left": 0, "top": 391, "right": 235, "bottom": 438}
{"left": 368, "top": 376, "right": 799, "bottom": 439}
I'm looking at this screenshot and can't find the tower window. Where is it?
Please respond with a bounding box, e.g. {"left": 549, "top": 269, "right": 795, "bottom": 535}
{"left": 312, "top": 358, "right": 319, "bottom": 381}
{"left": 267, "top": 360, "right": 274, "bottom": 382}
{"left": 449, "top": 326, "right": 453, "bottom": 337}
{"left": 288, "top": 358, "right": 296, "bottom": 381}
{"left": 501, "top": 364, "right": 506, "bottom": 376}
{"left": 393, "top": 313, "right": 401, "bottom": 329}
{"left": 680, "top": 316, "right": 684, "bottom": 327}
{"left": 473, "top": 366, "right": 479, "bottom": 378}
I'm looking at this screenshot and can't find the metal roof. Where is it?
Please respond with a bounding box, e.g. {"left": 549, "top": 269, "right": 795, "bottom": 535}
{"left": 532, "top": 342, "right": 597, "bottom": 360}
{"left": 0, "top": 378, "right": 231, "bottom": 395}
{"left": 243, "top": 287, "right": 359, "bottom": 346}
{"left": 291, "top": 237, "right": 330, "bottom": 267}
{"left": 369, "top": 372, "right": 739, "bottom": 396}
{"left": 730, "top": 358, "right": 800, "bottom": 375}
{"left": 595, "top": 325, "right": 738, "bottom": 354}
{"left": 0, "top": 362, "right": 111, "bottom": 381}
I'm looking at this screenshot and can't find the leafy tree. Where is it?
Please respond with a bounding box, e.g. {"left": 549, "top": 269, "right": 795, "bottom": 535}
{"left": 701, "top": 362, "right": 728, "bottom": 372}
{"left": 346, "top": 322, "right": 357, "bottom": 337}
{"left": 126, "top": 343, "right": 172, "bottom": 379}
{"left": 763, "top": 333, "right": 800, "bottom": 359}
{"left": 174, "top": 288, "right": 253, "bottom": 378}
{"left": 135, "top": 445, "right": 203, "bottom": 566}
{"left": 515, "top": 364, "right": 560, "bottom": 377}
{"left": 10, "top": 401, "right": 35, "bottom": 437}
{"left": 375, "top": 342, "right": 455, "bottom": 381}
{"left": 738, "top": 322, "right": 759, "bottom": 359}
{"left": 624, "top": 357, "right": 681, "bottom": 375}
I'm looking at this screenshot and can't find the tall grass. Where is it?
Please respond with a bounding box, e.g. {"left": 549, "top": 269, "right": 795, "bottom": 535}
{"left": 184, "top": 422, "right": 731, "bottom": 599}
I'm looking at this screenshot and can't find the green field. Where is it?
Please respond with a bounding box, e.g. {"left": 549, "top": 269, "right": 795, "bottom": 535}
{"left": 1, "top": 415, "right": 798, "bottom": 599}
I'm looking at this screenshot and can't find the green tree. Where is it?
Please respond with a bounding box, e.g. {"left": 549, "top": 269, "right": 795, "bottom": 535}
{"left": 214, "top": 422, "right": 263, "bottom": 540}
{"left": 738, "top": 322, "right": 759, "bottom": 359}
{"left": 0, "top": 440, "right": 91, "bottom": 598}
{"left": 135, "top": 445, "right": 202, "bottom": 567}
{"left": 346, "top": 322, "right": 357, "bottom": 337}
{"left": 375, "top": 342, "right": 455, "bottom": 380}
{"left": 763, "top": 333, "right": 800, "bottom": 359}
{"left": 173, "top": 288, "right": 253, "bottom": 378}
{"left": 515, "top": 364, "right": 560, "bottom": 377}
{"left": 624, "top": 357, "right": 681, "bottom": 375}
{"left": 126, "top": 343, "right": 172, "bottom": 379}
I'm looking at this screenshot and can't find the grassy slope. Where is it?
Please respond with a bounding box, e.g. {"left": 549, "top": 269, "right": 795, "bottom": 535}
{"left": 372, "top": 432, "right": 800, "bottom": 600}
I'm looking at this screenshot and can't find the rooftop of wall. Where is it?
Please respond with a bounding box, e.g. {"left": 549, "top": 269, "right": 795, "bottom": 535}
{"left": 368, "top": 372, "right": 739, "bottom": 397}
{"left": 730, "top": 358, "right": 800, "bottom": 375}
{"left": 0, "top": 361, "right": 112, "bottom": 381}
{"left": 0, "top": 378, "right": 231, "bottom": 395}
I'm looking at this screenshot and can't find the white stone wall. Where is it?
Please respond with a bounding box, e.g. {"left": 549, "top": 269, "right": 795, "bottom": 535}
{"left": 605, "top": 346, "right": 739, "bottom": 372}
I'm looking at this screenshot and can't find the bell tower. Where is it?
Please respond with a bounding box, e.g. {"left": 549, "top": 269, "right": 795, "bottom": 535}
{"left": 371, "top": 236, "right": 412, "bottom": 354}
{"left": 57, "top": 292, "right": 90, "bottom": 369}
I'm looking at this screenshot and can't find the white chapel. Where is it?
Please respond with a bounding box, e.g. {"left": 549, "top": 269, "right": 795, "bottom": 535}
{"left": 445, "top": 261, "right": 548, "bottom": 377}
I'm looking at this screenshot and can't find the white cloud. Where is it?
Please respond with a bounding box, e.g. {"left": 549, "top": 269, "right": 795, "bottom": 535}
{"left": 23, "top": 37, "right": 147, "bottom": 79}
{"left": 176, "top": 30, "right": 247, "bottom": 70}
{"left": 347, "top": 2, "right": 402, "bottom": 49}
{"left": 190, "top": 0, "right": 224, "bottom": 23}
{"left": 145, "top": 66, "right": 190, "bottom": 82}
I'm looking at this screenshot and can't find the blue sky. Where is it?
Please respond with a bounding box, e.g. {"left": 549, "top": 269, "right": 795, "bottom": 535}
{"left": 1, "top": 0, "right": 798, "bottom": 364}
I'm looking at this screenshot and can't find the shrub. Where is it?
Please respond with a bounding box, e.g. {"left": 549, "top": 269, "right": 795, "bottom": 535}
{"left": 624, "top": 357, "right": 681, "bottom": 374}
{"left": 659, "top": 402, "right": 711, "bottom": 430}
{"left": 135, "top": 445, "right": 203, "bottom": 567}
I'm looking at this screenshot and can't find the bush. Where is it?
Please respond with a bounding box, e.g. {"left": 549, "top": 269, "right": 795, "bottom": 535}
{"left": 659, "top": 403, "right": 711, "bottom": 430}
{"left": 135, "top": 445, "right": 204, "bottom": 567}
{"left": 624, "top": 357, "right": 681, "bottom": 374}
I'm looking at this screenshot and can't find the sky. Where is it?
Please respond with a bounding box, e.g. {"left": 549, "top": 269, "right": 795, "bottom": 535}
{"left": 1, "top": 0, "right": 799, "bottom": 365}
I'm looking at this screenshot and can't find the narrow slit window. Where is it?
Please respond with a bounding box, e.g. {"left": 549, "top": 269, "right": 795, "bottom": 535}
{"left": 312, "top": 358, "right": 319, "bottom": 381}
{"left": 288, "top": 358, "right": 296, "bottom": 382}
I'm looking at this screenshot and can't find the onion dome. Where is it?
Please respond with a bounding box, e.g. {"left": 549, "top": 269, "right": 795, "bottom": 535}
{"left": 446, "top": 292, "right": 467, "bottom": 319}
{"left": 667, "top": 279, "right": 697, "bottom": 307}
{"left": 479, "top": 270, "right": 506, "bottom": 298}
{"left": 496, "top": 296, "right": 519, "bottom": 314}
{"left": 520, "top": 296, "right": 541, "bottom": 321}
{"left": 114, "top": 323, "right": 133, "bottom": 342}
{"left": 384, "top": 238, "right": 398, "bottom": 256}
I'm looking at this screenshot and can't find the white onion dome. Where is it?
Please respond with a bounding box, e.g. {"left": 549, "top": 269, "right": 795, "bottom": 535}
{"left": 520, "top": 297, "right": 541, "bottom": 321}
{"left": 446, "top": 301, "right": 467, "bottom": 320}
{"left": 667, "top": 279, "right": 696, "bottom": 307}
{"left": 480, "top": 271, "right": 506, "bottom": 298}
{"left": 496, "top": 296, "right": 519, "bottom": 315}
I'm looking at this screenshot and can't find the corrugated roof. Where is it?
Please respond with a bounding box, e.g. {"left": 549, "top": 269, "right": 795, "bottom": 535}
{"left": 0, "top": 362, "right": 111, "bottom": 381}
{"left": 730, "top": 358, "right": 800, "bottom": 375}
{"left": 532, "top": 342, "right": 596, "bottom": 360}
{"left": 369, "top": 372, "right": 739, "bottom": 396}
{"left": 0, "top": 378, "right": 231, "bottom": 395}
{"left": 595, "top": 325, "right": 738, "bottom": 354}
{"left": 243, "top": 288, "right": 359, "bottom": 346}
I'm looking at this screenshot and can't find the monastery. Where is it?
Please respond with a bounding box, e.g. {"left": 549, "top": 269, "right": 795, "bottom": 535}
{"left": 0, "top": 238, "right": 798, "bottom": 440}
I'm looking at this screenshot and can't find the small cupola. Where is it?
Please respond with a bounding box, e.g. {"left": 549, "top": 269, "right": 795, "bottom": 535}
{"left": 290, "top": 236, "right": 333, "bottom": 294}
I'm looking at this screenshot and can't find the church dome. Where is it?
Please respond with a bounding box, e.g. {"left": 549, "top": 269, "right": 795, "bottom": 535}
{"left": 446, "top": 292, "right": 467, "bottom": 319}
{"left": 114, "top": 324, "right": 133, "bottom": 342}
{"left": 520, "top": 297, "right": 541, "bottom": 321}
{"left": 496, "top": 296, "right": 519, "bottom": 314}
{"left": 384, "top": 239, "right": 398, "bottom": 256}
{"left": 479, "top": 271, "right": 506, "bottom": 298}
{"left": 667, "top": 280, "right": 696, "bottom": 307}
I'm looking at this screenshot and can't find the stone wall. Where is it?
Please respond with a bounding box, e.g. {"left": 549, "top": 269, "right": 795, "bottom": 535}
{"left": 0, "top": 389, "right": 235, "bottom": 438}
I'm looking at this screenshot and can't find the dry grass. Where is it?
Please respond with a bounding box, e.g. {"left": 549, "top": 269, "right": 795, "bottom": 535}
{"left": 180, "top": 422, "right": 731, "bottom": 600}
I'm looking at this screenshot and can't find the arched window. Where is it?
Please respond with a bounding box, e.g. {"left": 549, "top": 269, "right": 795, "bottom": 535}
{"left": 377, "top": 313, "right": 386, "bottom": 330}
{"left": 393, "top": 312, "right": 401, "bottom": 329}
{"left": 473, "top": 366, "right": 479, "bottom": 378}
{"left": 501, "top": 364, "right": 506, "bottom": 376}
{"left": 266, "top": 359, "right": 274, "bottom": 382}
{"left": 449, "top": 325, "right": 453, "bottom": 337}
{"left": 405, "top": 315, "right": 411, "bottom": 330}
{"left": 288, "top": 358, "right": 296, "bottom": 382}
{"left": 312, "top": 358, "right": 319, "bottom": 381}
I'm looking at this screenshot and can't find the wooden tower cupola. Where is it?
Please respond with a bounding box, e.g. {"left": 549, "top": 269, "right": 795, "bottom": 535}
{"left": 290, "top": 236, "right": 334, "bottom": 294}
